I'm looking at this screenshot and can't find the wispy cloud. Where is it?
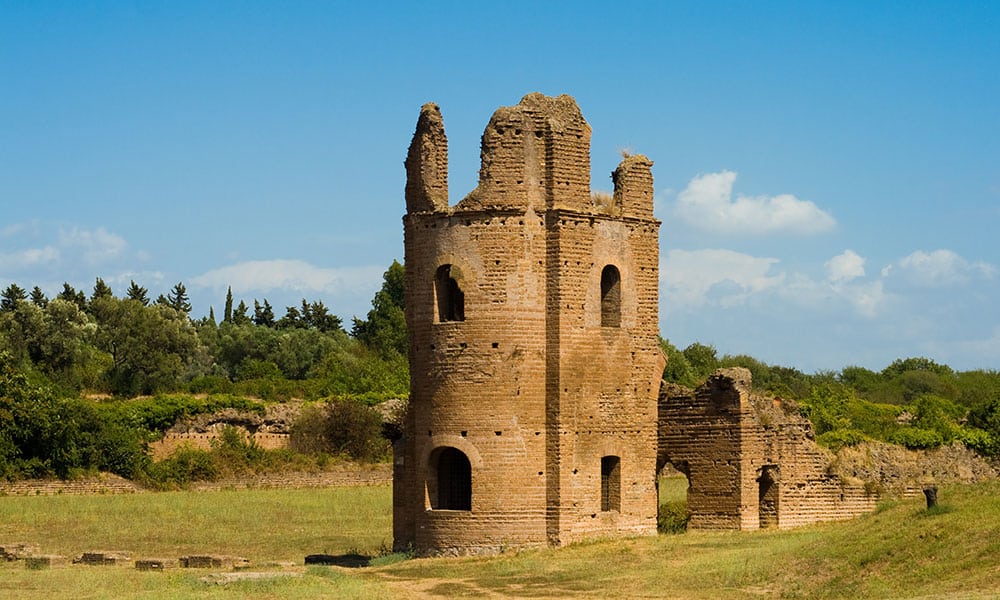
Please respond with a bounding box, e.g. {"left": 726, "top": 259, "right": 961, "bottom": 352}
{"left": 661, "top": 248, "right": 784, "bottom": 308}
{"left": 0, "top": 246, "right": 60, "bottom": 271}
{"left": 191, "top": 259, "right": 384, "bottom": 295}
{"left": 673, "top": 171, "right": 836, "bottom": 235}
{"left": 58, "top": 227, "right": 128, "bottom": 265}
{"left": 889, "top": 249, "right": 996, "bottom": 287}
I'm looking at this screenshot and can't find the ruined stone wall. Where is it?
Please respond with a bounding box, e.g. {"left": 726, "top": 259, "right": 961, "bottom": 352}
{"left": 658, "top": 368, "right": 877, "bottom": 530}
{"left": 149, "top": 430, "right": 290, "bottom": 460}
{"left": 397, "top": 94, "right": 662, "bottom": 554}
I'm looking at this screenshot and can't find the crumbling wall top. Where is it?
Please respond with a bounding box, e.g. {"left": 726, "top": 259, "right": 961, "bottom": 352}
{"left": 405, "top": 102, "right": 449, "bottom": 213}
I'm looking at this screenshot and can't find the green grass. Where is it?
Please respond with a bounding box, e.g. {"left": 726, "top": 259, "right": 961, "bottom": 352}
{"left": 2, "top": 479, "right": 999, "bottom": 598}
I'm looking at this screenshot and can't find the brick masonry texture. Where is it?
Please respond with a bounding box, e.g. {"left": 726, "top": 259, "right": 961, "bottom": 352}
{"left": 395, "top": 93, "right": 664, "bottom": 555}
{"left": 658, "top": 368, "right": 877, "bottom": 530}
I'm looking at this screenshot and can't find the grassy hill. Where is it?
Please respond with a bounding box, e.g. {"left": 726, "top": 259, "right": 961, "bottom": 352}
{"left": 1, "top": 479, "right": 997, "bottom": 598}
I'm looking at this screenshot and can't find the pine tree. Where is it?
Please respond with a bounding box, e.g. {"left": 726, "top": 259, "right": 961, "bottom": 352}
{"left": 0, "top": 283, "right": 27, "bottom": 312}
{"left": 309, "top": 300, "right": 342, "bottom": 333}
{"left": 29, "top": 286, "right": 48, "bottom": 308}
{"left": 91, "top": 277, "right": 113, "bottom": 302}
{"left": 57, "top": 283, "right": 87, "bottom": 311}
{"left": 276, "top": 305, "right": 303, "bottom": 329}
{"left": 165, "top": 282, "right": 192, "bottom": 314}
{"left": 232, "top": 300, "right": 252, "bottom": 325}
{"left": 224, "top": 286, "right": 233, "bottom": 323}
{"left": 253, "top": 299, "right": 276, "bottom": 327}
{"left": 126, "top": 280, "right": 150, "bottom": 305}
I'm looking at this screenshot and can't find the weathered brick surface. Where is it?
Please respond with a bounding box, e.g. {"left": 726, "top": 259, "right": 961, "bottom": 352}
{"left": 658, "top": 368, "right": 877, "bottom": 530}
{"left": 0, "top": 473, "right": 141, "bottom": 496}
{"left": 396, "top": 93, "right": 663, "bottom": 554}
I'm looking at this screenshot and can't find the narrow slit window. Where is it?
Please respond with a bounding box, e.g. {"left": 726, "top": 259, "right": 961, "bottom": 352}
{"left": 600, "top": 265, "right": 621, "bottom": 328}
{"left": 435, "top": 265, "right": 465, "bottom": 322}
{"left": 601, "top": 455, "right": 621, "bottom": 512}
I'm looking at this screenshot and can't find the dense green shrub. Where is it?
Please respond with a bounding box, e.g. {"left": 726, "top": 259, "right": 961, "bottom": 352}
{"left": 817, "top": 428, "right": 870, "bottom": 451}
{"left": 290, "top": 399, "right": 390, "bottom": 461}
{"left": 890, "top": 427, "right": 945, "bottom": 450}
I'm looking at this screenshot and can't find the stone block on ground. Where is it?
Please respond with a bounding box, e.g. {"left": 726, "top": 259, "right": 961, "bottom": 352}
{"left": 179, "top": 554, "right": 250, "bottom": 569}
{"left": 135, "top": 558, "right": 178, "bottom": 571}
{"left": 73, "top": 550, "right": 132, "bottom": 565}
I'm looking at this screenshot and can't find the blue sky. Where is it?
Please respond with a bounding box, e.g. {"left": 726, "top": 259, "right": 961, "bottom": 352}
{"left": 2, "top": 2, "right": 998, "bottom": 372}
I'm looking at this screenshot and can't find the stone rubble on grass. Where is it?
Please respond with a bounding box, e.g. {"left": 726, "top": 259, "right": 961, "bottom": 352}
{"left": 179, "top": 554, "right": 250, "bottom": 569}
{"left": 73, "top": 550, "right": 132, "bottom": 565}
{"left": 0, "top": 542, "right": 40, "bottom": 560}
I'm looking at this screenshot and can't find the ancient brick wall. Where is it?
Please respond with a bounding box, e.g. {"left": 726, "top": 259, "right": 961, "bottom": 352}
{"left": 149, "top": 430, "right": 290, "bottom": 460}
{"left": 396, "top": 94, "right": 662, "bottom": 554}
{"left": 658, "top": 368, "right": 877, "bottom": 530}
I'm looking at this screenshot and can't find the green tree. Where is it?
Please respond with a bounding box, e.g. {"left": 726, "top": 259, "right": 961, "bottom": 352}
{"left": 90, "top": 277, "right": 113, "bottom": 303}
{"left": 1, "top": 283, "right": 27, "bottom": 312}
{"left": 57, "top": 283, "right": 88, "bottom": 311}
{"left": 161, "top": 282, "right": 192, "bottom": 314}
{"left": 660, "top": 337, "right": 695, "bottom": 386}
{"left": 253, "top": 299, "right": 275, "bottom": 327}
{"left": 307, "top": 300, "right": 341, "bottom": 333}
{"left": 232, "top": 300, "right": 252, "bottom": 326}
{"left": 352, "top": 260, "right": 407, "bottom": 356}
{"left": 91, "top": 297, "right": 199, "bottom": 395}
{"left": 29, "top": 286, "right": 48, "bottom": 308}
{"left": 277, "top": 305, "right": 304, "bottom": 329}
{"left": 683, "top": 342, "right": 718, "bottom": 380}
{"left": 126, "top": 280, "right": 149, "bottom": 305}
{"left": 224, "top": 287, "right": 234, "bottom": 324}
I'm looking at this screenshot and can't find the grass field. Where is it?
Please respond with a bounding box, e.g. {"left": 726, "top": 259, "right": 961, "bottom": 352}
{"left": 1, "top": 477, "right": 998, "bottom": 599}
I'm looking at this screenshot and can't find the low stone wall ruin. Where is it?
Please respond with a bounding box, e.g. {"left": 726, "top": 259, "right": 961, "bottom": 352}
{"left": 658, "top": 368, "right": 877, "bottom": 530}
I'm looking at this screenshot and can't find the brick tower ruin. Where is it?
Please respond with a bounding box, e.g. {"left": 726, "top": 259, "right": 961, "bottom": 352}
{"left": 394, "top": 93, "right": 664, "bottom": 554}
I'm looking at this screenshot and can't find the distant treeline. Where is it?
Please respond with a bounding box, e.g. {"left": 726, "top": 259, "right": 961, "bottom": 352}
{"left": 0, "top": 261, "right": 407, "bottom": 399}
{"left": 1, "top": 260, "right": 998, "bottom": 484}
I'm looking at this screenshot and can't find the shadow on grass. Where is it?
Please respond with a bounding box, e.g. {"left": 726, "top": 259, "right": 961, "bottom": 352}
{"left": 305, "top": 551, "right": 413, "bottom": 568}
{"left": 305, "top": 553, "right": 371, "bottom": 568}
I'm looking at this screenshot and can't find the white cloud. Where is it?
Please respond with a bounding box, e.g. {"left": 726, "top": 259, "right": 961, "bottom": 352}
{"left": 825, "top": 249, "right": 866, "bottom": 284}
{"left": 837, "top": 280, "right": 885, "bottom": 319}
{"left": 191, "top": 259, "right": 384, "bottom": 295}
{"left": 892, "top": 249, "right": 996, "bottom": 287}
{"left": 674, "top": 171, "right": 836, "bottom": 235}
{"left": 0, "top": 246, "right": 60, "bottom": 270}
{"left": 661, "top": 248, "right": 784, "bottom": 308}
{"left": 58, "top": 227, "right": 128, "bottom": 265}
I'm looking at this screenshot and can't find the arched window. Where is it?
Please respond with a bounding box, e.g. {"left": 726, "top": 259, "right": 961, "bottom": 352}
{"left": 600, "top": 265, "right": 621, "bottom": 328}
{"left": 758, "top": 465, "right": 779, "bottom": 528}
{"left": 429, "top": 447, "right": 472, "bottom": 510}
{"left": 435, "top": 265, "right": 465, "bottom": 322}
{"left": 601, "top": 455, "right": 621, "bottom": 512}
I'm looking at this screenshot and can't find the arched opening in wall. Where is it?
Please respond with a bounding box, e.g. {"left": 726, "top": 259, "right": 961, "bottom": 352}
{"left": 434, "top": 265, "right": 465, "bottom": 322}
{"left": 758, "top": 465, "right": 779, "bottom": 528}
{"left": 600, "top": 455, "right": 621, "bottom": 512}
{"left": 600, "top": 265, "right": 621, "bottom": 328}
{"left": 657, "top": 460, "right": 690, "bottom": 533}
{"left": 428, "top": 446, "right": 472, "bottom": 510}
